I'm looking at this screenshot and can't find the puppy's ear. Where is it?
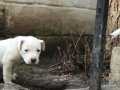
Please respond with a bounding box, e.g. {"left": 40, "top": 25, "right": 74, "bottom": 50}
{"left": 18, "top": 40, "right": 24, "bottom": 51}
{"left": 39, "top": 40, "right": 45, "bottom": 51}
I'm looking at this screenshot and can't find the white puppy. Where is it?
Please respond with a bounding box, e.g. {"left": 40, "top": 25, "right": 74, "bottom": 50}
{"left": 110, "top": 28, "right": 120, "bottom": 39}
{"left": 0, "top": 36, "right": 45, "bottom": 83}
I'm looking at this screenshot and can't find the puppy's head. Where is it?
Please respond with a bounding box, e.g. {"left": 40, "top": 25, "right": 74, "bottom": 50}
{"left": 18, "top": 36, "right": 45, "bottom": 64}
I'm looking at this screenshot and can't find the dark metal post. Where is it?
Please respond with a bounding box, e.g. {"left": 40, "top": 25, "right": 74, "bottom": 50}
{"left": 89, "top": 0, "right": 109, "bottom": 90}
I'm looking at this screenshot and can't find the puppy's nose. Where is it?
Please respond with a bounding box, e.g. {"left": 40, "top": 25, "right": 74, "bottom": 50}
{"left": 31, "top": 58, "right": 36, "bottom": 63}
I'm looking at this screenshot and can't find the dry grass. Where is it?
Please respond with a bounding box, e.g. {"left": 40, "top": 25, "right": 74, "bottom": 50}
{"left": 49, "top": 34, "right": 93, "bottom": 76}
{"left": 48, "top": 34, "right": 119, "bottom": 81}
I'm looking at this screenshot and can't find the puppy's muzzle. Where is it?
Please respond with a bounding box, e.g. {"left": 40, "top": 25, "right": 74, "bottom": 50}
{"left": 31, "top": 58, "right": 36, "bottom": 64}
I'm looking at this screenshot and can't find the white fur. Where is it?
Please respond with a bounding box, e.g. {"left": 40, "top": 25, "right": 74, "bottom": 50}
{"left": 0, "top": 36, "right": 45, "bottom": 83}
{"left": 110, "top": 28, "right": 120, "bottom": 39}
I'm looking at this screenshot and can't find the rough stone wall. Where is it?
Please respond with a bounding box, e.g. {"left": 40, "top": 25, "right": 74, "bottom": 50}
{"left": 107, "top": 0, "right": 120, "bottom": 33}
{"left": 110, "top": 47, "right": 120, "bottom": 81}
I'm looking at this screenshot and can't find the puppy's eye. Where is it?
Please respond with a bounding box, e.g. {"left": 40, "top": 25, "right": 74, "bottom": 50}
{"left": 24, "top": 49, "right": 29, "bottom": 52}
{"left": 37, "top": 49, "right": 40, "bottom": 52}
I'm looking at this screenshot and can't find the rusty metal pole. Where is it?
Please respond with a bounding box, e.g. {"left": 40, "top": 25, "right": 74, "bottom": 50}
{"left": 89, "top": 0, "right": 109, "bottom": 90}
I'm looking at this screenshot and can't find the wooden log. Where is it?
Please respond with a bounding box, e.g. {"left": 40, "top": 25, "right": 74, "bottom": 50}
{"left": 12, "top": 64, "right": 67, "bottom": 90}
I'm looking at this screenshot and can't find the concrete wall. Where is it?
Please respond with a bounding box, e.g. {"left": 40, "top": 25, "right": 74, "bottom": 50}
{"left": 0, "top": 0, "right": 96, "bottom": 35}
{"left": 0, "top": 0, "right": 97, "bottom": 63}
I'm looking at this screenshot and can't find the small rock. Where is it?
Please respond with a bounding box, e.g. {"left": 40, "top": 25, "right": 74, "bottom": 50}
{"left": 0, "top": 83, "right": 28, "bottom": 90}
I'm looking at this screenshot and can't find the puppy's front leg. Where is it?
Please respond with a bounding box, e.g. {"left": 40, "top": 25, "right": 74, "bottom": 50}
{"left": 3, "top": 62, "right": 13, "bottom": 84}
{"left": 2, "top": 52, "right": 14, "bottom": 84}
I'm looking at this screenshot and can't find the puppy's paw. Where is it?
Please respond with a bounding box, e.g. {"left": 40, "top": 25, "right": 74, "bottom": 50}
{"left": 4, "top": 81, "right": 13, "bottom": 85}
{"left": 13, "top": 73, "right": 17, "bottom": 80}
